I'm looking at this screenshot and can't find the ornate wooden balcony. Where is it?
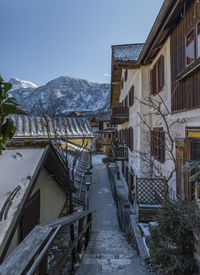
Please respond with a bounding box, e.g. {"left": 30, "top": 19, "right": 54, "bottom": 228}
{"left": 111, "top": 107, "right": 129, "bottom": 125}
{"left": 111, "top": 142, "right": 128, "bottom": 161}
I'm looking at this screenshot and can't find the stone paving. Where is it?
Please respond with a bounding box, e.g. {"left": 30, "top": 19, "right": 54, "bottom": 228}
{"left": 75, "top": 156, "right": 153, "bottom": 275}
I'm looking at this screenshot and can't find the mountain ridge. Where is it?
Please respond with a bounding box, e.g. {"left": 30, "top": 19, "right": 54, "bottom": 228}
{"left": 9, "top": 76, "right": 110, "bottom": 117}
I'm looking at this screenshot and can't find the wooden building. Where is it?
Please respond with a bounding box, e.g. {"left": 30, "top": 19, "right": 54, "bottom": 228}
{"left": 95, "top": 110, "right": 117, "bottom": 153}
{"left": 110, "top": 0, "right": 200, "bottom": 205}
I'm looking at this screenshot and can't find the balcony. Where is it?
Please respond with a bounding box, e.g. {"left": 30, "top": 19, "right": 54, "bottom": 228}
{"left": 111, "top": 107, "right": 129, "bottom": 125}
{"left": 111, "top": 142, "right": 128, "bottom": 161}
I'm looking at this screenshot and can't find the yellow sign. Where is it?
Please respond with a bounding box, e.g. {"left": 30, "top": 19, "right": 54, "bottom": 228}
{"left": 188, "top": 131, "right": 200, "bottom": 138}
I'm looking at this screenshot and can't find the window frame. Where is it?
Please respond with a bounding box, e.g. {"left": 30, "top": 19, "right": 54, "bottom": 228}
{"left": 150, "top": 55, "right": 165, "bottom": 96}
{"left": 196, "top": 21, "right": 200, "bottom": 59}
{"left": 185, "top": 29, "right": 196, "bottom": 67}
{"left": 151, "top": 128, "right": 165, "bottom": 163}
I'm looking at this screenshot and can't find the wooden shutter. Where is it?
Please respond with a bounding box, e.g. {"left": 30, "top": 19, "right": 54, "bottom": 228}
{"left": 130, "top": 127, "right": 133, "bottom": 151}
{"left": 125, "top": 69, "right": 128, "bottom": 82}
{"left": 121, "top": 78, "right": 124, "bottom": 89}
{"left": 129, "top": 86, "right": 134, "bottom": 107}
{"left": 160, "top": 130, "right": 165, "bottom": 162}
{"left": 150, "top": 69, "right": 154, "bottom": 95}
{"left": 125, "top": 95, "right": 128, "bottom": 107}
{"left": 151, "top": 130, "right": 155, "bottom": 156}
{"left": 158, "top": 55, "right": 164, "bottom": 90}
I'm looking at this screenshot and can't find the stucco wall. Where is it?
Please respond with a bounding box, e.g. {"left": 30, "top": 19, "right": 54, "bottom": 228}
{"left": 31, "top": 168, "right": 66, "bottom": 223}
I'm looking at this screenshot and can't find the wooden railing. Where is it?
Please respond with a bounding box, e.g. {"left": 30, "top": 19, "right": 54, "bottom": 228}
{"left": 111, "top": 142, "right": 128, "bottom": 160}
{"left": 111, "top": 107, "right": 129, "bottom": 124}
{"left": 0, "top": 211, "right": 93, "bottom": 275}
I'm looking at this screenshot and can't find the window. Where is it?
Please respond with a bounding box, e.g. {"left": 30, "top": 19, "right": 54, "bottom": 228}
{"left": 150, "top": 55, "right": 164, "bottom": 95}
{"left": 129, "top": 86, "right": 134, "bottom": 107}
{"left": 121, "top": 78, "right": 124, "bottom": 89}
{"left": 197, "top": 23, "right": 200, "bottom": 58}
{"left": 108, "top": 134, "right": 111, "bottom": 139}
{"left": 104, "top": 133, "right": 106, "bottom": 138}
{"left": 186, "top": 30, "right": 195, "bottom": 65}
{"left": 107, "top": 122, "right": 110, "bottom": 127}
{"left": 125, "top": 69, "right": 128, "bottom": 82}
{"left": 129, "top": 127, "right": 134, "bottom": 151}
{"left": 125, "top": 95, "right": 128, "bottom": 107}
{"left": 151, "top": 128, "right": 165, "bottom": 163}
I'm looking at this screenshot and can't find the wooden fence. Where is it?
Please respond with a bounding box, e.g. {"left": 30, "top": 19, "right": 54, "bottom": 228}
{"left": 136, "top": 177, "right": 167, "bottom": 205}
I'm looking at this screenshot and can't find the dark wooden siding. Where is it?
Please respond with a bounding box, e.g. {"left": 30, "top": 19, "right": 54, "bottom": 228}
{"left": 171, "top": 1, "right": 200, "bottom": 112}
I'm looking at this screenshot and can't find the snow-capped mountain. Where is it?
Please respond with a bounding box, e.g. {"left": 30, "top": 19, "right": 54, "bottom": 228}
{"left": 9, "top": 76, "right": 110, "bottom": 116}
{"left": 9, "top": 78, "right": 38, "bottom": 91}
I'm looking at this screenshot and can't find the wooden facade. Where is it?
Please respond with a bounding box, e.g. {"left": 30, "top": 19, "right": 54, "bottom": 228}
{"left": 171, "top": 0, "right": 200, "bottom": 112}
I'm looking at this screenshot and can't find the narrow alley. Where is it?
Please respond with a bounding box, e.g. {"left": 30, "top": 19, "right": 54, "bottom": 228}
{"left": 76, "top": 155, "right": 152, "bottom": 275}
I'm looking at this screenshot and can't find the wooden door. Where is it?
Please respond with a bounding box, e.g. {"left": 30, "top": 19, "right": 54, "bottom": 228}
{"left": 19, "top": 191, "right": 40, "bottom": 243}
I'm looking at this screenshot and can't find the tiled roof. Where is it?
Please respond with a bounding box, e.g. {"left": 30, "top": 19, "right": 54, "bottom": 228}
{"left": 112, "top": 43, "right": 144, "bottom": 62}
{"left": 10, "top": 114, "right": 94, "bottom": 139}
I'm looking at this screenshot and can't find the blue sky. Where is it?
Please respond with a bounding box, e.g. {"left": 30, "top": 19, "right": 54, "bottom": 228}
{"left": 1, "top": 0, "right": 163, "bottom": 86}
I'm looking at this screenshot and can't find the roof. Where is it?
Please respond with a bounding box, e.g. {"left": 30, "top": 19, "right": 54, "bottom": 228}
{"left": 110, "top": 0, "right": 182, "bottom": 107}
{"left": 96, "top": 110, "right": 111, "bottom": 122}
{"left": 0, "top": 145, "right": 75, "bottom": 261}
{"left": 9, "top": 114, "right": 94, "bottom": 140}
{"left": 112, "top": 43, "right": 144, "bottom": 62}
{"left": 0, "top": 148, "right": 45, "bottom": 246}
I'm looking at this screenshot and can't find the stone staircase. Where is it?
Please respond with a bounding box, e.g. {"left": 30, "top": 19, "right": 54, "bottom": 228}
{"left": 75, "top": 229, "right": 150, "bottom": 275}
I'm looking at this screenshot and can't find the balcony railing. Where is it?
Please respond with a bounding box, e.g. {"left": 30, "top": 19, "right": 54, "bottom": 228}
{"left": 111, "top": 107, "right": 129, "bottom": 125}
{"left": 111, "top": 142, "right": 128, "bottom": 160}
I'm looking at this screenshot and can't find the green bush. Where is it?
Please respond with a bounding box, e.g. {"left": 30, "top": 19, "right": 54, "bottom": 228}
{"left": 0, "top": 76, "right": 18, "bottom": 153}
{"left": 150, "top": 200, "right": 198, "bottom": 274}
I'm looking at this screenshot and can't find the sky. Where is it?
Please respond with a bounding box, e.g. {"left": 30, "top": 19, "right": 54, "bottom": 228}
{"left": 1, "top": 0, "right": 164, "bottom": 86}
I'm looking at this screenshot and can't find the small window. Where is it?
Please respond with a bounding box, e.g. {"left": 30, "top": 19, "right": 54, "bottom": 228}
{"left": 186, "top": 30, "right": 195, "bottom": 65}
{"left": 197, "top": 23, "right": 200, "bottom": 58}
{"left": 125, "top": 95, "right": 128, "bottom": 107}
{"left": 104, "top": 134, "right": 106, "bottom": 138}
{"left": 121, "top": 78, "right": 124, "bottom": 89}
{"left": 125, "top": 69, "right": 128, "bottom": 82}
{"left": 151, "top": 128, "right": 165, "bottom": 163}
{"left": 150, "top": 55, "right": 164, "bottom": 95}
{"left": 129, "top": 86, "right": 134, "bottom": 107}
{"left": 108, "top": 134, "right": 111, "bottom": 139}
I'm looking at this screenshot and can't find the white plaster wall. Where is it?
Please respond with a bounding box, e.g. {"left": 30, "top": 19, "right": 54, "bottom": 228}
{"left": 119, "top": 68, "right": 142, "bottom": 176}
{"left": 117, "top": 36, "right": 200, "bottom": 200}
{"left": 32, "top": 168, "right": 66, "bottom": 223}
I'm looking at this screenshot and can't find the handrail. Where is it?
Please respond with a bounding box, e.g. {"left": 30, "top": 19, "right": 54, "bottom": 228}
{"left": 26, "top": 225, "right": 61, "bottom": 275}
{"left": 0, "top": 211, "right": 93, "bottom": 275}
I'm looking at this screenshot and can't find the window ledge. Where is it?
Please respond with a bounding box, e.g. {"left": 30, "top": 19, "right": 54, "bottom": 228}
{"left": 176, "top": 59, "right": 200, "bottom": 82}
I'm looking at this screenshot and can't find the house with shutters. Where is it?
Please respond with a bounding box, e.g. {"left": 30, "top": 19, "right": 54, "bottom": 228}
{"left": 95, "top": 110, "right": 117, "bottom": 153}
{"left": 110, "top": 0, "right": 200, "bottom": 204}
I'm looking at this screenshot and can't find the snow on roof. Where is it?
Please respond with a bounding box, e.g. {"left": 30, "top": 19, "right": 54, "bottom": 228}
{"left": 0, "top": 148, "right": 44, "bottom": 244}
{"left": 9, "top": 114, "right": 94, "bottom": 139}
{"left": 112, "top": 43, "right": 144, "bottom": 62}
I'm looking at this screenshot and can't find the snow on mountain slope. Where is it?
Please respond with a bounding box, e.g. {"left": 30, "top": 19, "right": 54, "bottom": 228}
{"left": 9, "top": 76, "right": 110, "bottom": 116}
{"left": 9, "top": 78, "right": 38, "bottom": 91}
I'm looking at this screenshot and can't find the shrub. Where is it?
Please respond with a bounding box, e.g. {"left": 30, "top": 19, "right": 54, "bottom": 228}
{"left": 0, "top": 77, "right": 18, "bottom": 153}
{"left": 150, "top": 200, "right": 198, "bottom": 274}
